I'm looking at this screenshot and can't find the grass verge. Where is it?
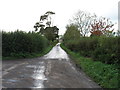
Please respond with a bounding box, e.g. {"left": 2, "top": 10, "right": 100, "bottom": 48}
{"left": 61, "top": 44, "right": 119, "bottom": 88}
{"left": 2, "top": 45, "right": 53, "bottom": 60}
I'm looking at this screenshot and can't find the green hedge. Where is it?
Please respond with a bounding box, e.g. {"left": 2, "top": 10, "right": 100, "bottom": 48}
{"left": 63, "top": 36, "right": 119, "bottom": 64}
{"left": 2, "top": 30, "right": 49, "bottom": 57}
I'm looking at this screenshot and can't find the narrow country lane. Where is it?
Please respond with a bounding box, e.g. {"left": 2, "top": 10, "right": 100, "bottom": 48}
{"left": 2, "top": 43, "right": 101, "bottom": 88}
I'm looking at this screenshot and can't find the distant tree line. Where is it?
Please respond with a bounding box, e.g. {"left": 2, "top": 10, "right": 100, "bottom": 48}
{"left": 63, "top": 10, "right": 120, "bottom": 64}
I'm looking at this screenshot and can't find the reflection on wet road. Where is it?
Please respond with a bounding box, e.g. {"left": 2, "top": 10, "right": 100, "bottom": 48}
{"left": 2, "top": 43, "right": 101, "bottom": 88}
{"left": 32, "top": 61, "right": 47, "bottom": 88}
{"left": 31, "top": 43, "right": 70, "bottom": 88}
{"left": 44, "top": 43, "right": 69, "bottom": 60}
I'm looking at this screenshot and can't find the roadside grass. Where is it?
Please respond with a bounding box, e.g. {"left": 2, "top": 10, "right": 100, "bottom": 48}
{"left": 61, "top": 44, "right": 119, "bottom": 88}
{"left": 2, "top": 45, "right": 53, "bottom": 60}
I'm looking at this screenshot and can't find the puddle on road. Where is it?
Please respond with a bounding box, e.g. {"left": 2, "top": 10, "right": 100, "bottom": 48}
{"left": 44, "top": 43, "right": 69, "bottom": 60}
{"left": 3, "top": 78, "right": 19, "bottom": 84}
{"left": 26, "top": 65, "right": 37, "bottom": 68}
{"left": 28, "top": 61, "right": 47, "bottom": 88}
{"left": 7, "top": 79, "right": 18, "bottom": 83}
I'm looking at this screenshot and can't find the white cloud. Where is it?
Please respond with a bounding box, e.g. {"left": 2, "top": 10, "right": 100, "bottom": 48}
{"left": 0, "top": 0, "right": 119, "bottom": 34}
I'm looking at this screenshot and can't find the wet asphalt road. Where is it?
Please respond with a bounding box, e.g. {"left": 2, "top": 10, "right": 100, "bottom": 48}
{"left": 2, "top": 43, "right": 101, "bottom": 88}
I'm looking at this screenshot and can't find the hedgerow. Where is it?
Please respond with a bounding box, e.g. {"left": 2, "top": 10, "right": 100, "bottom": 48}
{"left": 63, "top": 36, "right": 119, "bottom": 64}
{"left": 2, "top": 30, "right": 49, "bottom": 57}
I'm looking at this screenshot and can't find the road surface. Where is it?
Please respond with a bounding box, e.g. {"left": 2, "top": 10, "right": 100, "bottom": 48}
{"left": 2, "top": 43, "right": 101, "bottom": 89}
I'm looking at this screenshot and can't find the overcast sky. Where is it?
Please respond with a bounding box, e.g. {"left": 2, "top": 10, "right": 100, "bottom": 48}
{"left": 0, "top": 0, "right": 119, "bottom": 35}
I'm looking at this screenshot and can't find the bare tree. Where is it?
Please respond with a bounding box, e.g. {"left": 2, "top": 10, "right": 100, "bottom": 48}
{"left": 72, "top": 10, "right": 93, "bottom": 37}
{"left": 71, "top": 10, "right": 115, "bottom": 37}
